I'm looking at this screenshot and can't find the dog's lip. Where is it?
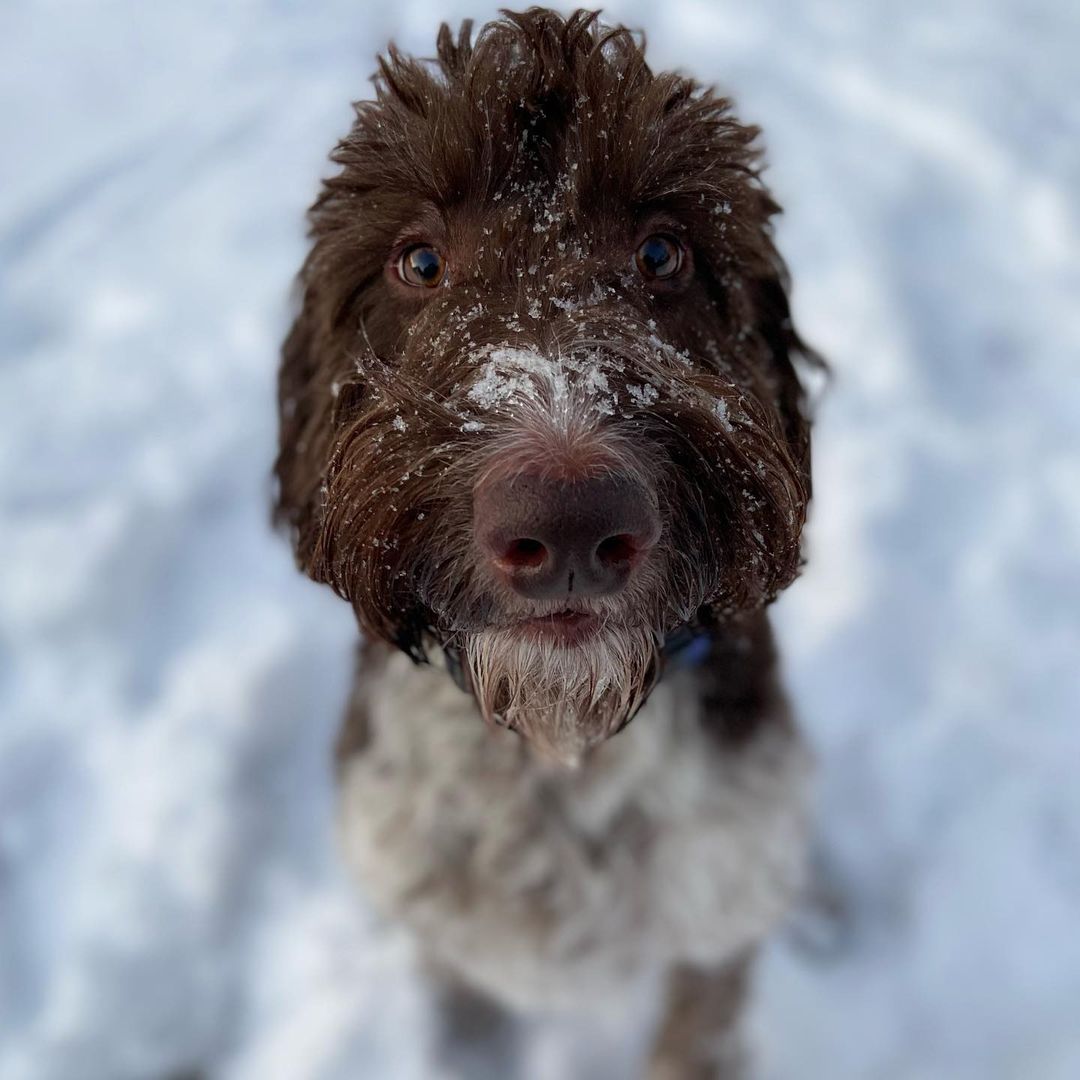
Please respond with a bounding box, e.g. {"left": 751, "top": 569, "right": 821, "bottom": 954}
{"left": 511, "top": 609, "right": 600, "bottom": 644}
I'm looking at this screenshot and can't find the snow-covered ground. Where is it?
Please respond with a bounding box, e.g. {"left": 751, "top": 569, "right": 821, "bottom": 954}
{"left": 2, "top": 2, "right": 1078, "bottom": 1077}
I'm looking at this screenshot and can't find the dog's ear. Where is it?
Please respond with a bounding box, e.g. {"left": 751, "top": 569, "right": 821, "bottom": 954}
{"left": 274, "top": 284, "right": 362, "bottom": 577}
{"left": 748, "top": 240, "right": 825, "bottom": 499}
{"left": 274, "top": 292, "right": 324, "bottom": 573}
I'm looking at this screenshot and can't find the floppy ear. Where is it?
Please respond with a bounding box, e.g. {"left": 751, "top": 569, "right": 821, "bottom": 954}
{"left": 274, "top": 285, "right": 365, "bottom": 577}
{"left": 274, "top": 292, "right": 328, "bottom": 573}
{"left": 748, "top": 249, "right": 825, "bottom": 500}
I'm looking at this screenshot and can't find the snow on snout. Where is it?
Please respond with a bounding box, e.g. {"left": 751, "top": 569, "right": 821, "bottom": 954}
{"left": 467, "top": 347, "right": 566, "bottom": 410}
{"left": 464, "top": 346, "right": 617, "bottom": 431}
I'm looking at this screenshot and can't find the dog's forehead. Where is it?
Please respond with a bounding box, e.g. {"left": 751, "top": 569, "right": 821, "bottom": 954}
{"left": 348, "top": 28, "right": 774, "bottom": 300}
{"left": 407, "top": 82, "right": 690, "bottom": 226}
{"left": 456, "top": 173, "right": 627, "bottom": 269}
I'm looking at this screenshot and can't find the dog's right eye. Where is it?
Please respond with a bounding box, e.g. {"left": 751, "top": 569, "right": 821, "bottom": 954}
{"left": 634, "top": 234, "right": 684, "bottom": 281}
{"left": 398, "top": 245, "right": 446, "bottom": 288}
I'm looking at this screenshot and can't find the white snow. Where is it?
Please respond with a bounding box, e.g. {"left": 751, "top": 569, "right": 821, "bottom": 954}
{"left": 466, "top": 345, "right": 621, "bottom": 424}
{"left": 2, "top": 2, "right": 1079, "bottom": 1079}
{"left": 467, "top": 347, "right": 561, "bottom": 410}
{"left": 627, "top": 383, "right": 660, "bottom": 407}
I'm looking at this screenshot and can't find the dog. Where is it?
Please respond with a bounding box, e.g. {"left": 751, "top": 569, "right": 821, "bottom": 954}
{"left": 275, "top": 9, "right": 821, "bottom": 1077}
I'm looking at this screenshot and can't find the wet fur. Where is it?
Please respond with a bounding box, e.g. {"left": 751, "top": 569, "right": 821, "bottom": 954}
{"left": 276, "top": 9, "right": 820, "bottom": 1076}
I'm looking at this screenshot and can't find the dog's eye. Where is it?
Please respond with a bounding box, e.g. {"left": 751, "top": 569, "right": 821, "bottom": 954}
{"left": 398, "top": 245, "right": 446, "bottom": 288}
{"left": 635, "top": 235, "right": 683, "bottom": 281}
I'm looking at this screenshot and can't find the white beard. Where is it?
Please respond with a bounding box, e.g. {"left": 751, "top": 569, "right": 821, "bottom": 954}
{"left": 463, "top": 623, "right": 660, "bottom": 767}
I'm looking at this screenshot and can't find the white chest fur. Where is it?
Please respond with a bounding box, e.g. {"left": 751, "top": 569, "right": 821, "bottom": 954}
{"left": 338, "top": 651, "right": 811, "bottom": 1010}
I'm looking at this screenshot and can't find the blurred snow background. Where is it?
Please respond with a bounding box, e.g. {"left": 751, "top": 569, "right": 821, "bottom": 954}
{"left": 1, "top": 1, "right": 1079, "bottom": 1077}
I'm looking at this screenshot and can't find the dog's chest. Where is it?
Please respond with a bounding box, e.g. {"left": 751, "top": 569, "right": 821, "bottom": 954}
{"left": 338, "top": 652, "right": 809, "bottom": 1008}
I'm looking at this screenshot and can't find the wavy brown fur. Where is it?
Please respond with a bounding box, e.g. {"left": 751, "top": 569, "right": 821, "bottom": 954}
{"left": 274, "top": 7, "right": 820, "bottom": 668}
{"left": 278, "top": 10, "right": 822, "bottom": 1075}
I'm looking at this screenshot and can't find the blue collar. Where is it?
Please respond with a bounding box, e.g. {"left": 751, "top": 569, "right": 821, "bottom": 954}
{"left": 658, "top": 622, "right": 714, "bottom": 671}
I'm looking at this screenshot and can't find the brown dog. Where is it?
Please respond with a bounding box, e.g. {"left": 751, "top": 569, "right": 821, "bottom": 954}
{"left": 276, "top": 9, "right": 820, "bottom": 1077}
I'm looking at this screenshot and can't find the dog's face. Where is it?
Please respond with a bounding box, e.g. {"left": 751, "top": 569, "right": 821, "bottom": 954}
{"left": 277, "top": 10, "right": 817, "bottom": 763}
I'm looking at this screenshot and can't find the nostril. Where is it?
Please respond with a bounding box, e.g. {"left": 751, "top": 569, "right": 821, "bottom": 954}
{"left": 499, "top": 537, "right": 548, "bottom": 570}
{"left": 595, "top": 533, "right": 640, "bottom": 568}
{"left": 474, "top": 467, "right": 661, "bottom": 599}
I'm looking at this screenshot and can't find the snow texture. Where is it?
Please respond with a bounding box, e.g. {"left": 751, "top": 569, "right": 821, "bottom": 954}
{"left": 1, "top": 2, "right": 1079, "bottom": 1078}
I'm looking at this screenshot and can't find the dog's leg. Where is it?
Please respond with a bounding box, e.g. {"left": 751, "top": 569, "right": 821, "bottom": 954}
{"left": 646, "top": 952, "right": 755, "bottom": 1080}
{"left": 426, "top": 960, "right": 521, "bottom": 1080}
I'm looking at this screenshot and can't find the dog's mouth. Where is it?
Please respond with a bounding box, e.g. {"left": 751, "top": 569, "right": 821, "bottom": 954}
{"left": 454, "top": 610, "right": 661, "bottom": 768}
{"left": 510, "top": 609, "right": 601, "bottom": 645}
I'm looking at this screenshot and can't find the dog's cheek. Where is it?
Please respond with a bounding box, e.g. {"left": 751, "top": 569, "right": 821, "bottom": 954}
{"left": 645, "top": 395, "right": 807, "bottom": 614}
{"left": 274, "top": 306, "right": 345, "bottom": 573}
{"left": 312, "top": 406, "right": 481, "bottom": 645}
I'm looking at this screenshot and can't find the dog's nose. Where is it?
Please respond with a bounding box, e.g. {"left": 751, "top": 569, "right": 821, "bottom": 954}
{"left": 474, "top": 471, "right": 661, "bottom": 600}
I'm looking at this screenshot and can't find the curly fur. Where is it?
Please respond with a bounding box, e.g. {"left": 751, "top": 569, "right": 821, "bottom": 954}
{"left": 275, "top": 9, "right": 822, "bottom": 1075}
{"left": 274, "top": 6, "right": 819, "bottom": 656}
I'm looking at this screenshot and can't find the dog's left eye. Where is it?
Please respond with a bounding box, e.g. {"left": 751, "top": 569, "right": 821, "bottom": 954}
{"left": 398, "top": 245, "right": 446, "bottom": 288}
{"left": 635, "top": 234, "right": 684, "bottom": 281}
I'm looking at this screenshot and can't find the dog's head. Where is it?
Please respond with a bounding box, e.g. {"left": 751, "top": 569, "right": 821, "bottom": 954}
{"left": 276, "top": 9, "right": 820, "bottom": 763}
